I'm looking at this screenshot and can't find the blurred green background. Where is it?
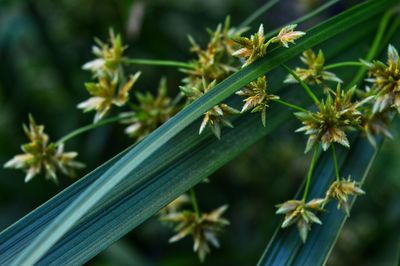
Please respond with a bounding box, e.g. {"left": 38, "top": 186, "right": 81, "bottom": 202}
{"left": 0, "top": 0, "right": 399, "bottom": 265}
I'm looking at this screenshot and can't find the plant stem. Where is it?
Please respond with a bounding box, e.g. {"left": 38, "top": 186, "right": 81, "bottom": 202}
{"left": 302, "top": 144, "right": 319, "bottom": 201}
{"left": 273, "top": 99, "right": 308, "bottom": 112}
{"left": 121, "top": 58, "right": 194, "bottom": 69}
{"left": 282, "top": 64, "right": 320, "bottom": 105}
{"left": 324, "top": 61, "right": 364, "bottom": 70}
{"left": 239, "top": 0, "right": 280, "bottom": 28}
{"left": 331, "top": 144, "right": 340, "bottom": 181}
{"left": 190, "top": 188, "right": 200, "bottom": 218}
{"left": 349, "top": 9, "right": 394, "bottom": 87}
{"left": 56, "top": 116, "right": 123, "bottom": 145}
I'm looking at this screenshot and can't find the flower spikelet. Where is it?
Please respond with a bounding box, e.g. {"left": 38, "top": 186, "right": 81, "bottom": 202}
{"left": 284, "top": 49, "right": 342, "bottom": 86}
{"left": 161, "top": 205, "right": 229, "bottom": 262}
{"left": 325, "top": 176, "right": 365, "bottom": 216}
{"left": 4, "top": 115, "right": 84, "bottom": 183}
{"left": 180, "top": 79, "right": 239, "bottom": 139}
{"left": 276, "top": 198, "right": 324, "bottom": 243}
{"left": 236, "top": 76, "right": 279, "bottom": 126}
{"left": 270, "top": 24, "right": 306, "bottom": 48}
{"left": 295, "top": 84, "right": 370, "bottom": 152}
{"left": 120, "top": 78, "right": 179, "bottom": 141}
{"left": 363, "top": 45, "right": 400, "bottom": 113}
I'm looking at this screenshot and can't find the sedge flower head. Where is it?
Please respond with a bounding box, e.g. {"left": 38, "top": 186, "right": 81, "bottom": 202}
{"left": 271, "top": 24, "right": 306, "bottom": 48}
{"left": 78, "top": 71, "right": 141, "bottom": 122}
{"left": 284, "top": 49, "right": 342, "bottom": 86}
{"left": 182, "top": 16, "right": 244, "bottom": 89}
{"left": 236, "top": 76, "right": 279, "bottom": 126}
{"left": 295, "top": 84, "right": 371, "bottom": 153}
{"left": 180, "top": 79, "right": 239, "bottom": 139}
{"left": 120, "top": 78, "right": 179, "bottom": 141}
{"left": 325, "top": 176, "right": 365, "bottom": 216}
{"left": 82, "top": 29, "right": 126, "bottom": 76}
{"left": 160, "top": 194, "right": 190, "bottom": 216}
{"left": 363, "top": 44, "right": 400, "bottom": 113}
{"left": 161, "top": 205, "right": 229, "bottom": 262}
{"left": 276, "top": 198, "right": 324, "bottom": 243}
{"left": 232, "top": 24, "right": 267, "bottom": 67}
{"left": 4, "top": 115, "right": 84, "bottom": 184}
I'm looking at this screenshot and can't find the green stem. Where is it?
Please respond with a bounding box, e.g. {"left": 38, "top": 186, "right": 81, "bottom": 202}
{"left": 273, "top": 99, "right": 308, "bottom": 112}
{"left": 324, "top": 61, "right": 364, "bottom": 70}
{"left": 282, "top": 64, "right": 320, "bottom": 105}
{"left": 331, "top": 144, "right": 340, "bottom": 182}
{"left": 190, "top": 188, "right": 200, "bottom": 218}
{"left": 239, "top": 0, "right": 280, "bottom": 28}
{"left": 349, "top": 9, "right": 394, "bottom": 87}
{"left": 56, "top": 116, "right": 123, "bottom": 145}
{"left": 121, "top": 58, "right": 194, "bottom": 69}
{"left": 265, "top": 0, "right": 340, "bottom": 39}
{"left": 302, "top": 144, "right": 319, "bottom": 201}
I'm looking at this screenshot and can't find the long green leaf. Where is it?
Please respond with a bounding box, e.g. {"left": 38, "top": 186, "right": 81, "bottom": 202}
{"left": 4, "top": 0, "right": 396, "bottom": 264}
{"left": 257, "top": 135, "right": 381, "bottom": 266}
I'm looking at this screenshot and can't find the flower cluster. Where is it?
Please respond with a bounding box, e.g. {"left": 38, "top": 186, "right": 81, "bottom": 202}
{"left": 363, "top": 45, "right": 400, "bottom": 113}
{"left": 79, "top": 30, "right": 141, "bottom": 122}
{"left": 160, "top": 197, "right": 229, "bottom": 262}
{"left": 181, "top": 79, "right": 239, "bottom": 138}
{"left": 233, "top": 24, "right": 305, "bottom": 67}
{"left": 324, "top": 176, "right": 365, "bottom": 216}
{"left": 236, "top": 76, "right": 279, "bottom": 126}
{"left": 120, "top": 78, "right": 179, "bottom": 141}
{"left": 295, "top": 85, "right": 370, "bottom": 153}
{"left": 4, "top": 115, "right": 84, "bottom": 184}
{"left": 276, "top": 199, "right": 324, "bottom": 242}
{"left": 284, "top": 49, "right": 342, "bottom": 87}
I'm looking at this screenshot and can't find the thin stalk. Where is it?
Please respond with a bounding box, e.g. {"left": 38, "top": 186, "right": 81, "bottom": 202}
{"left": 302, "top": 144, "right": 319, "bottom": 201}
{"left": 273, "top": 99, "right": 308, "bottom": 112}
{"left": 331, "top": 144, "right": 340, "bottom": 181}
{"left": 239, "top": 0, "right": 280, "bottom": 28}
{"left": 121, "top": 58, "right": 194, "bottom": 69}
{"left": 190, "top": 188, "right": 200, "bottom": 218}
{"left": 380, "top": 13, "right": 400, "bottom": 54}
{"left": 282, "top": 64, "right": 319, "bottom": 105}
{"left": 56, "top": 116, "right": 123, "bottom": 145}
{"left": 349, "top": 9, "right": 394, "bottom": 87}
{"left": 324, "top": 61, "right": 364, "bottom": 70}
{"left": 265, "top": 0, "right": 340, "bottom": 39}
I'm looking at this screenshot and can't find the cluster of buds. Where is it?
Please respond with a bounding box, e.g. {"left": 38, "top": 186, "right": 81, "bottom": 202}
{"left": 295, "top": 84, "right": 371, "bottom": 153}
{"left": 160, "top": 194, "right": 229, "bottom": 262}
{"left": 181, "top": 79, "right": 239, "bottom": 139}
{"left": 284, "top": 49, "right": 342, "bottom": 89}
{"left": 236, "top": 76, "right": 279, "bottom": 126}
{"left": 180, "top": 18, "right": 244, "bottom": 138}
{"left": 4, "top": 115, "right": 84, "bottom": 184}
{"left": 233, "top": 24, "right": 305, "bottom": 67}
{"left": 79, "top": 30, "right": 141, "bottom": 122}
{"left": 120, "top": 79, "right": 179, "bottom": 141}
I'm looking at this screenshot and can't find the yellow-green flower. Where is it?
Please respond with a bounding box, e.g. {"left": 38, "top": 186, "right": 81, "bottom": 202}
{"left": 78, "top": 72, "right": 141, "bottom": 122}
{"left": 232, "top": 24, "right": 268, "bottom": 67}
{"left": 270, "top": 24, "right": 306, "bottom": 48}
{"left": 295, "top": 84, "right": 370, "bottom": 152}
{"left": 363, "top": 44, "right": 400, "bottom": 113}
{"left": 120, "top": 78, "right": 179, "bottom": 141}
{"left": 161, "top": 205, "right": 229, "bottom": 262}
{"left": 182, "top": 17, "right": 243, "bottom": 89}
{"left": 325, "top": 176, "right": 365, "bottom": 216}
{"left": 180, "top": 79, "right": 239, "bottom": 139}
{"left": 236, "top": 76, "right": 279, "bottom": 126}
{"left": 4, "top": 115, "right": 84, "bottom": 184}
{"left": 284, "top": 49, "right": 342, "bottom": 86}
{"left": 82, "top": 29, "right": 126, "bottom": 76}
{"left": 276, "top": 198, "right": 325, "bottom": 243}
